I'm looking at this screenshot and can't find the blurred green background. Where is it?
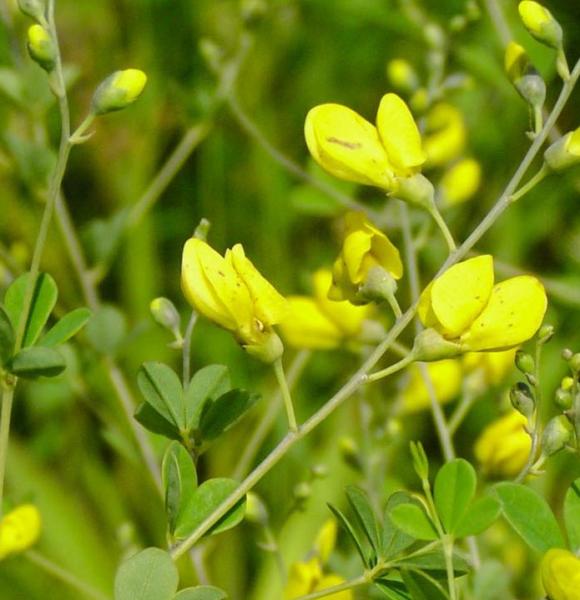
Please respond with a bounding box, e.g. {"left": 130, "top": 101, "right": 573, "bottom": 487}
{"left": 0, "top": 0, "right": 579, "bottom": 598}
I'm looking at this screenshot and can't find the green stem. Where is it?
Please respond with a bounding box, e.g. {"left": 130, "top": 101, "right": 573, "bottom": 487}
{"left": 293, "top": 574, "right": 368, "bottom": 600}
{"left": 366, "top": 353, "right": 415, "bottom": 383}
{"left": 233, "top": 350, "right": 311, "bottom": 479}
{"left": 25, "top": 550, "right": 110, "bottom": 600}
{"left": 168, "top": 59, "right": 580, "bottom": 560}
{"left": 0, "top": 385, "right": 14, "bottom": 512}
{"left": 428, "top": 204, "right": 457, "bottom": 253}
{"left": 533, "top": 105, "right": 543, "bottom": 137}
{"left": 443, "top": 536, "right": 458, "bottom": 600}
{"left": 273, "top": 358, "right": 298, "bottom": 432}
{"left": 448, "top": 392, "right": 477, "bottom": 434}
{"left": 509, "top": 164, "right": 549, "bottom": 202}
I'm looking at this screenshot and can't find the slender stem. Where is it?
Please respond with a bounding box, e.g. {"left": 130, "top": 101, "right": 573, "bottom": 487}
{"left": 366, "top": 354, "right": 415, "bottom": 383}
{"left": 509, "top": 165, "right": 549, "bottom": 202}
{"left": 443, "top": 536, "right": 458, "bottom": 600}
{"left": 169, "top": 60, "right": 580, "bottom": 560}
{"left": 385, "top": 293, "right": 403, "bottom": 318}
{"left": 428, "top": 205, "right": 456, "bottom": 253}
{"left": 0, "top": 386, "right": 14, "bottom": 512}
{"left": 273, "top": 358, "right": 298, "bottom": 432}
{"left": 293, "top": 574, "right": 368, "bottom": 600}
{"left": 483, "top": 0, "right": 511, "bottom": 46}
{"left": 448, "top": 392, "right": 477, "bottom": 434}
{"left": 182, "top": 311, "right": 198, "bottom": 387}
{"left": 262, "top": 525, "right": 286, "bottom": 583}
{"left": 25, "top": 550, "right": 110, "bottom": 600}
{"left": 233, "top": 350, "right": 310, "bottom": 479}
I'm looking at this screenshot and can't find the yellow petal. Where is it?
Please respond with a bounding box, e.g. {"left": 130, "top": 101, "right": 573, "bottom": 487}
{"left": 504, "top": 41, "right": 528, "bottom": 82}
{"left": 421, "top": 255, "right": 494, "bottom": 338}
{"left": 463, "top": 348, "right": 517, "bottom": 386}
{"left": 440, "top": 158, "right": 482, "bottom": 206}
{"left": 402, "top": 360, "right": 463, "bottom": 413}
{"left": 284, "top": 558, "right": 322, "bottom": 599}
{"left": 423, "top": 103, "right": 466, "bottom": 168}
{"left": 343, "top": 230, "right": 373, "bottom": 284}
{"left": 279, "top": 297, "right": 343, "bottom": 350}
{"left": 376, "top": 93, "right": 426, "bottom": 174}
{"left": 182, "top": 238, "right": 245, "bottom": 332}
{"left": 541, "top": 549, "right": 580, "bottom": 600}
{"left": 314, "top": 574, "right": 353, "bottom": 600}
{"left": 314, "top": 519, "right": 337, "bottom": 563}
{"left": 0, "top": 504, "right": 41, "bottom": 559}
{"left": 461, "top": 276, "right": 547, "bottom": 351}
{"left": 227, "top": 244, "right": 289, "bottom": 327}
{"left": 305, "top": 104, "right": 394, "bottom": 189}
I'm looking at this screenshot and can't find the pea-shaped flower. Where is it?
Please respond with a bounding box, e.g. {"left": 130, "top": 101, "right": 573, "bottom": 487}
{"left": 474, "top": 411, "right": 531, "bottom": 477}
{"left": 328, "top": 211, "right": 403, "bottom": 307}
{"left": 91, "top": 69, "right": 148, "bottom": 115}
{"left": 279, "top": 270, "right": 372, "bottom": 350}
{"left": 541, "top": 549, "right": 580, "bottom": 600}
{"left": 305, "top": 93, "right": 425, "bottom": 192}
{"left": 416, "top": 255, "right": 547, "bottom": 359}
{"left": 0, "top": 504, "right": 41, "bottom": 560}
{"left": 181, "top": 238, "right": 289, "bottom": 363}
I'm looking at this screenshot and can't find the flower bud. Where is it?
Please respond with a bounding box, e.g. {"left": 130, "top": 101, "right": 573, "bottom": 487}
{"left": 410, "top": 441, "right": 429, "bottom": 480}
{"left": 150, "top": 297, "right": 181, "bottom": 335}
{"left": 538, "top": 324, "right": 555, "bottom": 343}
{"left": 293, "top": 482, "right": 312, "bottom": 502}
{"left": 26, "top": 25, "right": 56, "bottom": 72}
{"left": 91, "top": 69, "right": 147, "bottom": 116}
{"left": 18, "top": 0, "right": 45, "bottom": 22}
{"left": 412, "top": 328, "right": 462, "bottom": 362}
{"left": 541, "top": 415, "right": 573, "bottom": 457}
{"left": 515, "top": 350, "right": 535, "bottom": 375}
{"left": 554, "top": 388, "right": 573, "bottom": 411}
{"left": 386, "top": 59, "right": 419, "bottom": 92}
{"left": 518, "top": 1, "right": 563, "bottom": 50}
{"left": 245, "top": 492, "right": 269, "bottom": 525}
{"left": 394, "top": 173, "right": 436, "bottom": 211}
{"left": 562, "top": 348, "right": 574, "bottom": 361}
{"left": 510, "top": 381, "right": 536, "bottom": 418}
{"left": 356, "top": 266, "right": 398, "bottom": 305}
{"left": 569, "top": 353, "right": 580, "bottom": 372}
{"left": 544, "top": 128, "right": 580, "bottom": 172}
{"left": 244, "top": 330, "right": 284, "bottom": 364}
{"left": 504, "top": 42, "right": 546, "bottom": 109}
{"left": 311, "top": 464, "right": 328, "bottom": 479}
{"left": 560, "top": 376, "right": 574, "bottom": 391}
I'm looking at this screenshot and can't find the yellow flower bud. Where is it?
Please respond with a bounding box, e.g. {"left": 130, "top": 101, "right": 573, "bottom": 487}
{"left": 279, "top": 270, "right": 371, "bottom": 350}
{"left": 150, "top": 297, "right": 181, "bottom": 334}
{"left": 474, "top": 411, "right": 532, "bottom": 477}
{"left": 386, "top": 59, "right": 418, "bottom": 92}
{"left": 91, "top": 69, "right": 148, "bottom": 115}
{"left": 505, "top": 42, "right": 529, "bottom": 83}
{"left": 518, "top": 1, "right": 563, "bottom": 50}
{"left": 328, "top": 211, "right": 403, "bottom": 304}
{"left": 505, "top": 42, "right": 546, "bottom": 108}
{"left": 561, "top": 376, "right": 574, "bottom": 391}
{"left": 0, "top": 504, "right": 41, "bottom": 560}
{"left": 401, "top": 360, "right": 462, "bottom": 413}
{"left": 304, "top": 94, "right": 425, "bottom": 191}
{"left": 417, "top": 255, "right": 547, "bottom": 355}
{"left": 26, "top": 25, "right": 56, "bottom": 72}
{"left": 423, "top": 103, "right": 467, "bottom": 168}
{"left": 181, "top": 238, "right": 288, "bottom": 362}
{"left": 439, "top": 158, "right": 482, "bottom": 206}
{"left": 544, "top": 128, "right": 580, "bottom": 172}
{"left": 541, "top": 549, "right": 580, "bottom": 600}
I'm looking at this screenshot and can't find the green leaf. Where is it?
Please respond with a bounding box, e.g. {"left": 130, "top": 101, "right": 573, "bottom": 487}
{"left": 8, "top": 346, "right": 66, "bottom": 378}
{"left": 493, "top": 482, "right": 565, "bottom": 552}
{"left": 375, "top": 579, "right": 412, "bottom": 600}
{"left": 396, "top": 550, "right": 469, "bottom": 576}
{"left": 185, "top": 365, "right": 231, "bottom": 430}
{"left": 328, "top": 502, "right": 370, "bottom": 568}
{"left": 162, "top": 442, "right": 198, "bottom": 534}
{"left": 0, "top": 306, "right": 15, "bottom": 366}
{"left": 345, "top": 485, "right": 382, "bottom": 562}
{"left": 173, "top": 586, "right": 228, "bottom": 600}
{"left": 39, "top": 307, "right": 92, "bottom": 347}
{"left": 114, "top": 547, "right": 178, "bottom": 600}
{"left": 454, "top": 495, "right": 501, "bottom": 538}
{"left": 199, "top": 389, "right": 259, "bottom": 441}
{"left": 137, "top": 362, "right": 184, "bottom": 430}
{"left": 4, "top": 272, "right": 58, "bottom": 347}
{"left": 85, "top": 304, "right": 127, "bottom": 355}
{"left": 564, "top": 478, "right": 580, "bottom": 552}
{"left": 134, "top": 402, "right": 181, "bottom": 440}
{"left": 400, "top": 569, "right": 449, "bottom": 600}
{"left": 389, "top": 504, "right": 438, "bottom": 541}
{"left": 434, "top": 458, "right": 476, "bottom": 534}
{"left": 174, "top": 478, "right": 246, "bottom": 540}
{"left": 382, "top": 492, "right": 418, "bottom": 559}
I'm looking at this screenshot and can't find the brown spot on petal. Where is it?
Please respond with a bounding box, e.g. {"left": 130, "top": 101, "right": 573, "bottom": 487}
{"left": 327, "top": 137, "right": 362, "bottom": 150}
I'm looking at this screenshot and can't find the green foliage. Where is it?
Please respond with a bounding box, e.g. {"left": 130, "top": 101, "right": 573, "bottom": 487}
{"left": 8, "top": 345, "right": 66, "bottom": 379}
{"left": 564, "top": 478, "right": 580, "bottom": 552}
{"left": 39, "top": 307, "right": 92, "bottom": 347}
{"left": 434, "top": 459, "right": 476, "bottom": 534}
{"left": 85, "top": 305, "right": 127, "bottom": 355}
{"left": 389, "top": 504, "right": 438, "bottom": 541}
{"left": 173, "top": 587, "right": 228, "bottom": 600}
{"left": 0, "top": 306, "right": 14, "bottom": 366}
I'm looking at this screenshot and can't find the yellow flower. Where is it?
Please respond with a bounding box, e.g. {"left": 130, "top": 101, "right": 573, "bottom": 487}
{"left": 401, "top": 360, "right": 463, "bottom": 413}
{"left": 545, "top": 127, "right": 580, "bottom": 172}
{"left": 26, "top": 25, "right": 56, "bottom": 71}
{"left": 541, "top": 549, "right": 580, "bottom": 600}
{"left": 463, "top": 348, "right": 517, "bottom": 387}
{"left": 279, "top": 270, "right": 371, "bottom": 350}
{"left": 182, "top": 238, "right": 289, "bottom": 361}
{"left": 518, "top": 1, "right": 563, "bottom": 49}
{"left": 386, "top": 59, "right": 418, "bottom": 92}
{"left": 439, "top": 158, "right": 481, "bottom": 206}
{"left": 474, "top": 411, "right": 531, "bottom": 477}
{"left": 92, "top": 69, "right": 148, "bottom": 115}
{"left": 328, "top": 211, "right": 403, "bottom": 304}
{"left": 0, "top": 504, "right": 41, "bottom": 560}
{"left": 304, "top": 94, "right": 425, "bottom": 192}
{"left": 417, "top": 255, "right": 547, "bottom": 356}
{"left": 423, "top": 104, "right": 467, "bottom": 168}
